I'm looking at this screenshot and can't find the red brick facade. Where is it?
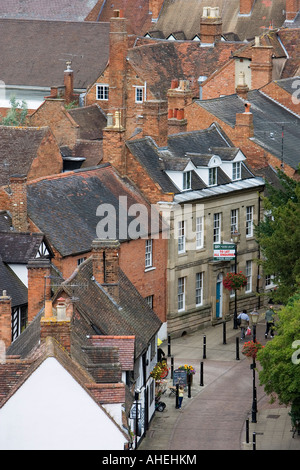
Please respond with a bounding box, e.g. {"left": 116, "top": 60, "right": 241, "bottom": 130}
{"left": 0, "top": 292, "right": 12, "bottom": 349}
{"left": 27, "top": 259, "right": 51, "bottom": 323}
{"left": 10, "top": 175, "right": 28, "bottom": 232}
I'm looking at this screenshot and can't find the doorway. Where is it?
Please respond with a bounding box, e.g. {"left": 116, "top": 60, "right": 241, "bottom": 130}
{"left": 216, "top": 273, "right": 223, "bottom": 318}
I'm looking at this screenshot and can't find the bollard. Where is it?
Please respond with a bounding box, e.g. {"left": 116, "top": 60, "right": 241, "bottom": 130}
{"left": 200, "top": 361, "right": 204, "bottom": 386}
{"left": 171, "top": 356, "right": 174, "bottom": 379}
{"left": 175, "top": 384, "right": 179, "bottom": 409}
{"left": 253, "top": 432, "right": 256, "bottom": 451}
{"left": 223, "top": 321, "right": 226, "bottom": 344}
{"left": 236, "top": 337, "right": 240, "bottom": 360}
{"left": 168, "top": 334, "right": 171, "bottom": 357}
{"left": 203, "top": 335, "right": 206, "bottom": 359}
{"left": 188, "top": 376, "right": 191, "bottom": 398}
{"left": 246, "top": 419, "right": 249, "bottom": 443}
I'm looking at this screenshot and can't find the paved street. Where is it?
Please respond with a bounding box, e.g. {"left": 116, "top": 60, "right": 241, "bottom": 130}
{"left": 139, "top": 314, "right": 300, "bottom": 451}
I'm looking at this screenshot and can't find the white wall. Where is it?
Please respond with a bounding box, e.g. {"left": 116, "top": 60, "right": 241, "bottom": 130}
{"left": 0, "top": 358, "right": 127, "bottom": 450}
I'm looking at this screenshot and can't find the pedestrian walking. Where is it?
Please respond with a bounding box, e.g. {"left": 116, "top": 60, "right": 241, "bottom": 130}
{"left": 237, "top": 309, "right": 249, "bottom": 340}
{"left": 178, "top": 386, "right": 184, "bottom": 409}
{"left": 265, "top": 305, "right": 275, "bottom": 338}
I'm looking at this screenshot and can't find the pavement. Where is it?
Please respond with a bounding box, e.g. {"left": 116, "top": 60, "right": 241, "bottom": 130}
{"left": 139, "top": 310, "right": 300, "bottom": 451}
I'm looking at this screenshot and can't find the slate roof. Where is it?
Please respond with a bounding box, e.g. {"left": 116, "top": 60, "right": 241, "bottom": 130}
{"left": 27, "top": 165, "right": 152, "bottom": 257}
{"left": 196, "top": 90, "right": 300, "bottom": 171}
{"left": 0, "top": 232, "right": 50, "bottom": 264}
{"left": 0, "top": 1, "right": 100, "bottom": 21}
{"left": 0, "top": 19, "right": 109, "bottom": 89}
{"left": 126, "top": 123, "right": 254, "bottom": 194}
{"left": 0, "top": 126, "right": 50, "bottom": 186}
{"left": 273, "top": 76, "right": 300, "bottom": 95}
{"left": 152, "top": 0, "right": 286, "bottom": 41}
{"left": 0, "top": 256, "right": 27, "bottom": 307}
{"left": 67, "top": 104, "right": 107, "bottom": 141}
{"left": 62, "top": 257, "right": 161, "bottom": 358}
{"left": 127, "top": 40, "right": 243, "bottom": 99}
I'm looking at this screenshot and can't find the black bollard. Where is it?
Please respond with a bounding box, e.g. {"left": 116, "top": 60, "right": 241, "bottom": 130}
{"left": 236, "top": 337, "right": 240, "bottom": 360}
{"left": 246, "top": 419, "right": 249, "bottom": 443}
{"left": 168, "top": 335, "right": 171, "bottom": 357}
{"left": 175, "top": 384, "right": 179, "bottom": 409}
{"left": 187, "top": 375, "right": 192, "bottom": 398}
{"left": 253, "top": 432, "right": 256, "bottom": 451}
{"left": 203, "top": 335, "right": 206, "bottom": 359}
{"left": 200, "top": 361, "right": 204, "bottom": 386}
{"left": 223, "top": 321, "right": 226, "bottom": 344}
{"left": 171, "top": 356, "right": 174, "bottom": 379}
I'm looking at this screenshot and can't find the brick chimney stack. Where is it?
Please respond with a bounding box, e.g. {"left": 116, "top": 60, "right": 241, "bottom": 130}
{"left": 200, "top": 7, "right": 222, "bottom": 45}
{"left": 235, "top": 102, "right": 254, "bottom": 139}
{"left": 91, "top": 239, "right": 120, "bottom": 301}
{"left": 0, "top": 291, "right": 12, "bottom": 349}
{"left": 239, "top": 0, "right": 255, "bottom": 15}
{"left": 149, "top": 0, "right": 164, "bottom": 21}
{"left": 142, "top": 100, "right": 168, "bottom": 146}
{"left": 40, "top": 297, "right": 71, "bottom": 352}
{"left": 250, "top": 36, "right": 273, "bottom": 90}
{"left": 286, "top": 0, "right": 300, "bottom": 20}
{"left": 102, "top": 111, "right": 126, "bottom": 174}
{"left": 236, "top": 71, "right": 249, "bottom": 99}
{"left": 10, "top": 175, "right": 28, "bottom": 232}
{"left": 167, "top": 79, "right": 192, "bottom": 134}
{"left": 64, "top": 61, "right": 74, "bottom": 105}
{"left": 108, "top": 10, "right": 128, "bottom": 119}
{"left": 27, "top": 258, "right": 51, "bottom": 323}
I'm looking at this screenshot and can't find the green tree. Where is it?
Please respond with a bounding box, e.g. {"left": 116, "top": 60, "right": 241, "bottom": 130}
{"left": 255, "top": 169, "right": 300, "bottom": 303}
{"left": 0, "top": 95, "right": 28, "bottom": 126}
{"left": 257, "top": 297, "right": 300, "bottom": 406}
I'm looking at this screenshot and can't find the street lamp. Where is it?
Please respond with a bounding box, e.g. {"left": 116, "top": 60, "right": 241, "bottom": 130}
{"left": 249, "top": 310, "right": 259, "bottom": 423}
{"left": 232, "top": 230, "right": 240, "bottom": 329}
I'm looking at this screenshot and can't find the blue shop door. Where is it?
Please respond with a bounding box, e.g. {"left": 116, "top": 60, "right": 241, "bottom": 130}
{"left": 216, "top": 281, "right": 221, "bottom": 318}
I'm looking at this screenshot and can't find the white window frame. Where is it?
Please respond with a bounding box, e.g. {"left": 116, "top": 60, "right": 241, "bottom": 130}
{"left": 178, "top": 220, "right": 185, "bottom": 254}
{"left": 135, "top": 86, "right": 144, "bottom": 103}
{"left": 196, "top": 272, "right": 203, "bottom": 306}
{"left": 183, "top": 171, "right": 192, "bottom": 190}
{"left": 145, "top": 239, "right": 153, "bottom": 268}
{"left": 230, "top": 209, "right": 238, "bottom": 235}
{"left": 146, "top": 295, "right": 154, "bottom": 309}
{"left": 246, "top": 206, "right": 254, "bottom": 237}
{"left": 196, "top": 216, "right": 204, "bottom": 249}
{"left": 213, "top": 213, "right": 221, "bottom": 243}
{"left": 208, "top": 167, "right": 217, "bottom": 186}
{"left": 232, "top": 162, "right": 241, "bottom": 180}
{"left": 178, "top": 277, "right": 185, "bottom": 311}
{"left": 246, "top": 260, "right": 252, "bottom": 293}
{"left": 96, "top": 83, "right": 109, "bottom": 101}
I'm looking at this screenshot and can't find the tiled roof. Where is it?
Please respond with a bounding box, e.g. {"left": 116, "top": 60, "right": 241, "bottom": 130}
{"left": 63, "top": 257, "right": 161, "bottom": 358}
{"left": 0, "top": 19, "right": 109, "bottom": 89}
{"left": 68, "top": 104, "right": 107, "bottom": 141}
{"left": 126, "top": 123, "right": 252, "bottom": 194}
{"left": 0, "top": 1, "right": 100, "bottom": 21}
{"left": 128, "top": 40, "right": 243, "bottom": 99}
{"left": 0, "top": 126, "right": 49, "bottom": 186}
{"left": 196, "top": 90, "right": 300, "bottom": 171}
{"left": 0, "top": 256, "right": 28, "bottom": 307}
{"left": 0, "top": 232, "right": 48, "bottom": 264}
{"left": 27, "top": 165, "right": 151, "bottom": 256}
{"left": 153, "top": 0, "right": 286, "bottom": 41}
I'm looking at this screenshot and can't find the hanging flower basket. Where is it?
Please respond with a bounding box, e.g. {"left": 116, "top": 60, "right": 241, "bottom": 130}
{"left": 242, "top": 340, "right": 264, "bottom": 359}
{"left": 178, "top": 364, "right": 195, "bottom": 375}
{"left": 150, "top": 362, "right": 168, "bottom": 381}
{"left": 223, "top": 271, "right": 247, "bottom": 291}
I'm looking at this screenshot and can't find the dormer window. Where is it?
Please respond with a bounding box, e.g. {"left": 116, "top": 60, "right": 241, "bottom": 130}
{"left": 208, "top": 167, "right": 217, "bottom": 186}
{"left": 232, "top": 162, "right": 241, "bottom": 180}
{"left": 183, "top": 171, "right": 192, "bottom": 190}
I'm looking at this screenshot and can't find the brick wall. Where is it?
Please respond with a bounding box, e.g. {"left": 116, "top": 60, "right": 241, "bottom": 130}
{"left": 261, "top": 81, "right": 300, "bottom": 116}
{"left": 27, "top": 129, "right": 63, "bottom": 180}
{"left": 286, "top": 0, "right": 300, "bottom": 20}
{"left": 143, "top": 100, "right": 168, "bottom": 146}
{"left": 202, "top": 60, "right": 236, "bottom": 99}
{"left": 0, "top": 292, "right": 12, "bottom": 348}
{"left": 40, "top": 318, "right": 71, "bottom": 352}
{"left": 239, "top": 0, "right": 255, "bottom": 14}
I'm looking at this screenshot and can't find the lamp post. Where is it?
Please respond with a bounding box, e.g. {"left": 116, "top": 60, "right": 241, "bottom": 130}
{"left": 232, "top": 230, "right": 240, "bottom": 329}
{"left": 249, "top": 311, "right": 259, "bottom": 423}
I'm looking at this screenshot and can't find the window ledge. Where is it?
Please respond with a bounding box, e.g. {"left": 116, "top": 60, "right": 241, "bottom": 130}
{"left": 145, "top": 266, "right": 156, "bottom": 273}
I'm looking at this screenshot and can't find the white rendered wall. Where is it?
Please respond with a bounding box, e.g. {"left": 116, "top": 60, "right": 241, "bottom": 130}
{"left": 0, "top": 358, "right": 126, "bottom": 450}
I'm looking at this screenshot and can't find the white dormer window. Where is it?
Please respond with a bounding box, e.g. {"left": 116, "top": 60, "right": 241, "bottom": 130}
{"left": 208, "top": 167, "right": 217, "bottom": 186}
{"left": 183, "top": 171, "right": 192, "bottom": 190}
{"left": 232, "top": 162, "right": 241, "bottom": 180}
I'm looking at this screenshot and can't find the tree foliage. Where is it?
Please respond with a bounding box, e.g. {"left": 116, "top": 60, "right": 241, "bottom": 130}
{"left": 0, "top": 95, "right": 28, "bottom": 126}
{"left": 257, "top": 297, "right": 300, "bottom": 406}
{"left": 255, "top": 169, "right": 300, "bottom": 303}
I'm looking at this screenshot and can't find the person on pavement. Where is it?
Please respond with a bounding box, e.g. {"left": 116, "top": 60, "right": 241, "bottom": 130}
{"left": 265, "top": 305, "right": 275, "bottom": 338}
{"left": 237, "top": 309, "right": 250, "bottom": 340}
